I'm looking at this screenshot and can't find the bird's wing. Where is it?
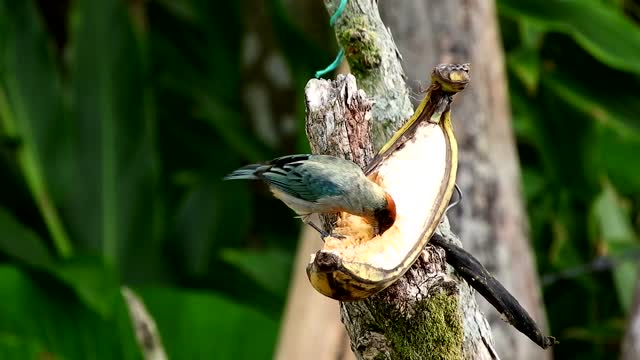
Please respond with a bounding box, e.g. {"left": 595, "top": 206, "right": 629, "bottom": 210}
{"left": 260, "top": 159, "right": 344, "bottom": 203}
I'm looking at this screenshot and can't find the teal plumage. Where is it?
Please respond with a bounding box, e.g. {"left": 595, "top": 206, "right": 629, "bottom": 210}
{"left": 225, "top": 154, "right": 396, "bottom": 237}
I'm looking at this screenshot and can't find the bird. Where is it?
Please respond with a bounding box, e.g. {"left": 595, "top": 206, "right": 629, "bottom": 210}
{"left": 224, "top": 154, "right": 396, "bottom": 238}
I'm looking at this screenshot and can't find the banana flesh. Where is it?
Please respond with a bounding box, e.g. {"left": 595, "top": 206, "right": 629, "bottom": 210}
{"left": 307, "top": 64, "right": 470, "bottom": 301}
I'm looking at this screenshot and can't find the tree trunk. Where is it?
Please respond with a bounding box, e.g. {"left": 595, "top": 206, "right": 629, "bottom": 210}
{"left": 622, "top": 279, "right": 640, "bottom": 360}
{"left": 303, "top": 67, "right": 496, "bottom": 359}
{"left": 378, "top": 1, "right": 550, "bottom": 359}
{"left": 275, "top": 220, "right": 356, "bottom": 360}
{"left": 277, "top": 0, "right": 547, "bottom": 358}
{"left": 279, "top": 0, "right": 497, "bottom": 358}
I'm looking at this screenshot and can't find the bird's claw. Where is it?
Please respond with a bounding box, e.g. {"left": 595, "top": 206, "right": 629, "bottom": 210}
{"left": 306, "top": 221, "right": 345, "bottom": 241}
{"left": 318, "top": 230, "right": 346, "bottom": 241}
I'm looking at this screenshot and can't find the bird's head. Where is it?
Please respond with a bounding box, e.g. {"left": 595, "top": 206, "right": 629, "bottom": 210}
{"left": 373, "top": 192, "right": 396, "bottom": 235}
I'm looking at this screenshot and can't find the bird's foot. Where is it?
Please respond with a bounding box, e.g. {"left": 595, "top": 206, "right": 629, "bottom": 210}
{"left": 444, "top": 183, "right": 463, "bottom": 214}
{"left": 306, "top": 221, "right": 345, "bottom": 241}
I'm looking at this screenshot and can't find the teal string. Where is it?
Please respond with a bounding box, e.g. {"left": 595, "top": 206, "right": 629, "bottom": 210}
{"left": 315, "top": 49, "right": 344, "bottom": 78}
{"left": 315, "top": 0, "right": 348, "bottom": 78}
{"left": 329, "top": 0, "right": 347, "bottom": 26}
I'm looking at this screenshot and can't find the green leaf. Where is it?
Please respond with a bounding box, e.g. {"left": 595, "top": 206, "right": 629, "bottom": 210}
{"left": 50, "top": 257, "right": 121, "bottom": 319}
{"left": 0, "top": 333, "right": 49, "bottom": 360}
{"left": 151, "top": 0, "right": 269, "bottom": 161}
{"left": 517, "top": 18, "right": 546, "bottom": 49}
{"left": 0, "top": 207, "right": 53, "bottom": 268}
{"left": 528, "top": 80, "right": 598, "bottom": 192}
{"left": 68, "top": 0, "right": 161, "bottom": 277}
{"left": 507, "top": 46, "right": 542, "bottom": 93}
{"left": 591, "top": 183, "right": 638, "bottom": 312}
{"left": 521, "top": 167, "right": 546, "bottom": 204}
{"left": 543, "top": 71, "right": 640, "bottom": 137}
{"left": 542, "top": 70, "right": 640, "bottom": 192}
{"left": 196, "top": 94, "right": 270, "bottom": 163}
{"left": 562, "top": 319, "right": 624, "bottom": 343}
{"left": 499, "top": 0, "right": 640, "bottom": 75}
{"left": 154, "top": 0, "right": 199, "bottom": 23}
{"left": 593, "top": 127, "right": 640, "bottom": 194}
{"left": 0, "top": 206, "right": 119, "bottom": 317}
{"left": 220, "top": 248, "right": 292, "bottom": 297}
{"left": 172, "top": 179, "right": 252, "bottom": 277}
{"left": 0, "top": 0, "right": 73, "bottom": 257}
{"left": 509, "top": 83, "right": 541, "bottom": 148}
{"left": 138, "top": 287, "right": 278, "bottom": 359}
{"left": 548, "top": 192, "right": 583, "bottom": 268}
{"left": 507, "top": 14, "right": 549, "bottom": 94}
{"left": 0, "top": 266, "right": 141, "bottom": 359}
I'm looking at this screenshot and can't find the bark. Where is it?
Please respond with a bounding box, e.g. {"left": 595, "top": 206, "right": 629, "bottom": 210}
{"left": 378, "top": 1, "right": 550, "bottom": 359}
{"left": 122, "top": 287, "right": 167, "bottom": 360}
{"left": 275, "top": 219, "right": 356, "bottom": 360}
{"left": 322, "top": 0, "right": 414, "bottom": 152}
{"left": 622, "top": 280, "right": 640, "bottom": 360}
{"left": 277, "top": 0, "right": 547, "bottom": 358}
{"left": 304, "top": 72, "right": 495, "bottom": 359}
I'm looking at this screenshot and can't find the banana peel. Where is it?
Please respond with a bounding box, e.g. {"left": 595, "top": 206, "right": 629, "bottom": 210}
{"left": 307, "top": 64, "right": 470, "bottom": 301}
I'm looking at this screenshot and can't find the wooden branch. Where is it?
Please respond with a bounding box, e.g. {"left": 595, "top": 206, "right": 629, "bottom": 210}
{"left": 622, "top": 279, "right": 640, "bottom": 360}
{"left": 122, "top": 287, "right": 168, "bottom": 360}
{"left": 323, "top": 0, "right": 413, "bottom": 151}
{"left": 305, "top": 73, "right": 496, "bottom": 359}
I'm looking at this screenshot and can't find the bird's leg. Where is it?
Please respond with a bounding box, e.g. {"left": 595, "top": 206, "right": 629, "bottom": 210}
{"left": 306, "top": 221, "right": 331, "bottom": 240}
{"left": 439, "top": 184, "right": 463, "bottom": 226}
{"left": 301, "top": 215, "right": 345, "bottom": 240}
{"left": 445, "top": 183, "right": 463, "bottom": 214}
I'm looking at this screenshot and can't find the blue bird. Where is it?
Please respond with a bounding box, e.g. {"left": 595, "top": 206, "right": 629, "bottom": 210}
{"left": 225, "top": 154, "right": 396, "bottom": 237}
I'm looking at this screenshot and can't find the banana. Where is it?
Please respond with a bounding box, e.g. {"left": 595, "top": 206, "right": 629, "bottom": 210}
{"left": 306, "top": 64, "right": 470, "bottom": 301}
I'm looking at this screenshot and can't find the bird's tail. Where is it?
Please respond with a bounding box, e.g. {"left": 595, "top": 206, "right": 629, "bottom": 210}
{"left": 224, "top": 164, "right": 263, "bottom": 180}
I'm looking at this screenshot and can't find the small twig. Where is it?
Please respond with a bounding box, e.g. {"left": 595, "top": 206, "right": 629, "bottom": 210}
{"left": 122, "top": 287, "right": 168, "bottom": 360}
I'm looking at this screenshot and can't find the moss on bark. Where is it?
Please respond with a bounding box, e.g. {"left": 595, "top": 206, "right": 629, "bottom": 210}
{"left": 365, "top": 286, "right": 464, "bottom": 360}
{"left": 337, "top": 16, "right": 382, "bottom": 77}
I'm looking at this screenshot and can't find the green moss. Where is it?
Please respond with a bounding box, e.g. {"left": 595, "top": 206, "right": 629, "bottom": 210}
{"left": 369, "top": 288, "right": 464, "bottom": 359}
{"left": 337, "top": 16, "right": 382, "bottom": 76}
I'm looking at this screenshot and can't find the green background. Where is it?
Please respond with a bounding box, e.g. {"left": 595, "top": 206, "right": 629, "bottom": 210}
{"left": 1, "top": 0, "right": 640, "bottom": 358}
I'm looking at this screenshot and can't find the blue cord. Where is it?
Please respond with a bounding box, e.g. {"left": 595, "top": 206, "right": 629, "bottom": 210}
{"left": 329, "top": 0, "right": 347, "bottom": 26}
{"left": 315, "top": 49, "right": 344, "bottom": 78}
{"left": 315, "top": 0, "right": 348, "bottom": 78}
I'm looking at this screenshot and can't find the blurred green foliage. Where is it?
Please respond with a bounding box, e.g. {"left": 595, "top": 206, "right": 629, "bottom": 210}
{"left": 500, "top": 0, "right": 640, "bottom": 358}
{"left": 0, "top": 0, "right": 639, "bottom": 358}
